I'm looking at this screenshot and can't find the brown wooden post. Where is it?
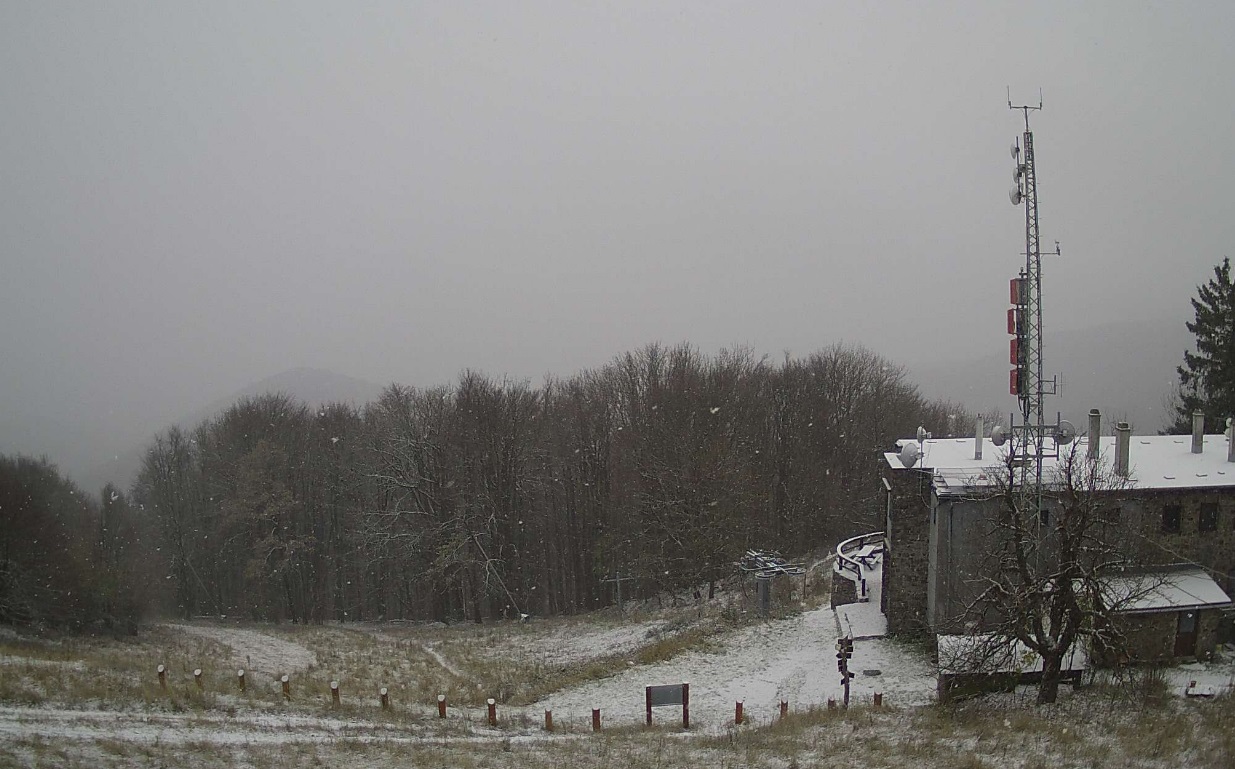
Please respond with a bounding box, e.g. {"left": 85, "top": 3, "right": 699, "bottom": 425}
{"left": 779, "top": 700, "right": 788, "bottom": 720}
{"left": 873, "top": 692, "right": 883, "bottom": 707}
{"left": 437, "top": 694, "right": 447, "bottom": 718}
{"left": 281, "top": 674, "right": 290, "bottom": 700}
{"left": 330, "top": 680, "right": 340, "bottom": 706}
{"left": 380, "top": 687, "right": 389, "bottom": 709}
{"left": 592, "top": 708, "right": 601, "bottom": 732}
{"left": 645, "top": 687, "right": 653, "bottom": 726}
{"left": 681, "top": 682, "right": 690, "bottom": 730}
{"left": 735, "top": 701, "right": 743, "bottom": 725}
{"left": 487, "top": 698, "right": 497, "bottom": 726}
{"left": 237, "top": 669, "right": 246, "bottom": 692}
{"left": 544, "top": 709, "right": 553, "bottom": 732}
{"left": 194, "top": 669, "right": 203, "bottom": 689}
{"left": 827, "top": 698, "right": 837, "bottom": 710}
{"left": 157, "top": 664, "right": 166, "bottom": 690}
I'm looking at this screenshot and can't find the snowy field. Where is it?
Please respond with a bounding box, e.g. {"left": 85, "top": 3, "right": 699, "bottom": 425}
{"left": 1, "top": 556, "right": 1233, "bottom": 768}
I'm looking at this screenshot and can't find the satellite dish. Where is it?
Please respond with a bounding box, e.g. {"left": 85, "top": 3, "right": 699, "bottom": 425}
{"left": 991, "top": 426, "right": 1007, "bottom": 447}
{"left": 1056, "top": 420, "right": 1077, "bottom": 445}
{"left": 916, "top": 425, "right": 927, "bottom": 442}
{"left": 1009, "top": 185, "right": 1023, "bottom": 205}
{"left": 1010, "top": 142, "right": 1020, "bottom": 159}
{"left": 899, "top": 442, "right": 920, "bottom": 468}
{"left": 1013, "top": 165, "right": 1022, "bottom": 182}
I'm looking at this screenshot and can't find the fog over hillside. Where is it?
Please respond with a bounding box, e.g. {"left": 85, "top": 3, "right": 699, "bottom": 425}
{"left": 2, "top": 3, "right": 1231, "bottom": 497}
{"left": 909, "top": 316, "right": 1190, "bottom": 435}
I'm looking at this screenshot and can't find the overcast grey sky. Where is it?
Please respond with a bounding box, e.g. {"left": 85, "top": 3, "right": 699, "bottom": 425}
{"left": 3, "top": 2, "right": 1234, "bottom": 472}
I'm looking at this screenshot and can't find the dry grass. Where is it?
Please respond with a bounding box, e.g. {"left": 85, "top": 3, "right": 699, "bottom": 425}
{"left": 2, "top": 616, "right": 1235, "bottom": 769}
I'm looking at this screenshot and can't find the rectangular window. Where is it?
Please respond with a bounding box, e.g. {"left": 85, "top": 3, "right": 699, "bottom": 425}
{"left": 1163, "top": 504, "right": 1182, "bottom": 534}
{"left": 1200, "top": 503, "right": 1218, "bottom": 533}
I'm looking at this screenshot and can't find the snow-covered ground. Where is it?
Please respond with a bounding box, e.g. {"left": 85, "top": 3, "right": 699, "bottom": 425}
{"left": 162, "top": 623, "right": 317, "bottom": 675}
{"left": 3, "top": 554, "right": 1235, "bottom": 767}
{"left": 540, "top": 558, "right": 933, "bottom": 729}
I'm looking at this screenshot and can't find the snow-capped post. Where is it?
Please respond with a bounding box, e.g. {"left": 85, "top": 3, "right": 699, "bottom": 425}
{"left": 779, "top": 700, "right": 788, "bottom": 720}
{"left": 237, "top": 669, "right": 245, "bottom": 692}
{"left": 827, "top": 698, "right": 837, "bottom": 710}
{"left": 380, "top": 687, "right": 389, "bottom": 709}
{"left": 330, "top": 680, "right": 340, "bottom": 706}
{"left": 544, "top": 709, "right": 553, "bottom": 731}
{"left": 281, "top": 674, "right": 290, "bottom": 700}
{"left": 874, "top": 691, "right": 883, "bottom": 707}
{"left": 734, "top": 701, "right": 744, "bottom": 725}
{"left": 487, "top": 698, "right": 497, "bottom": 726}
{"left": 437, "top": 693, "right": 447, "bottom": 718}
{"left": 157, "top": 664, "right": 166, "bottom": 690}
{"left": 592, "top": 707, "right": 601, "bottom": 731}
{"left": 682, "top": 683, "right": 690, "bottom": 729}
{"left": 194, "top": 669, "right": 203, "bottom": 689}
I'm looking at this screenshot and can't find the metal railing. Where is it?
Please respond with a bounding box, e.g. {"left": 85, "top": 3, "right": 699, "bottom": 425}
{"left": 834, "top": 531, "right": 885, "bottom": 599}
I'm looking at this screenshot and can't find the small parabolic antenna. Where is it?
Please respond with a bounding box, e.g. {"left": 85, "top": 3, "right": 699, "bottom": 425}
{"left": 916, "top": 425, "right": 927, "bottom": 442}
{"left": 1010, "top": 141, "right": 1020, "bottom": 159}
{"left": 899, "top": 442, "right": 920, "bottom": 468}
{"left": 1009, "top": 185, "right": 1023, "bottom": 205}
{"left": 1055, "top": 420, "right": 1077, "bottom": 445}
{"left": 991, "top": 426, "right": 1008, "bottom": 447}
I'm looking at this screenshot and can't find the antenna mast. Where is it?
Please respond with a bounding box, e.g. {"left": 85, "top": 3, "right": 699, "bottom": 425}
{"left": 1006, "top": 90, "right": 1064, "bottom": 511}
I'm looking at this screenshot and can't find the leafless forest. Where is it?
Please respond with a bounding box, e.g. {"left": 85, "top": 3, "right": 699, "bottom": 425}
{"left": 1, "top": 343, "right": 963, "bottom": 630}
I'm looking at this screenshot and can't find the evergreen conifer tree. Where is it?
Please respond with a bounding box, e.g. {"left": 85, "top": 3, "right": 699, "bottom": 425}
{"left": 1174, "top": 257, "right": 1235, "bottom": 433}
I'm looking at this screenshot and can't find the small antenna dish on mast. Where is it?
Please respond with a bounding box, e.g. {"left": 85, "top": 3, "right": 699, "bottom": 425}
{"left": 991, "top": 426, "right": 1008, "bottom": 447}
{"left": 1009, "top": 186, "right": 1023, "bottom": 205}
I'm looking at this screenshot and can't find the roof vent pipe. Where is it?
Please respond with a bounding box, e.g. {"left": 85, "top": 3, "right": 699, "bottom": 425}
{"left": 1115, "top": 421, "right": 1131, "bottom": 477}
{"left": 974, "top": 417, "right": 984, "bottom": 461}
{"left": 1087, "top": 409, "right": 1101, "bottom": 462}
{"left": 1193, "top": 410, "right": 1205, "bottom": 454}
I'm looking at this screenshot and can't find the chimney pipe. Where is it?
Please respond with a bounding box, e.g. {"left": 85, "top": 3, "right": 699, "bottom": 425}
{"left": 1115, "top": 421, "right": 1131, "bottom": 477}
{"left": 974, "top": 416, "right": 984, "bottom": 461}
{"left": 1087, "top": 409, "right": 1101, "bottom": 461}
{"left": 1192, "top": 410, "right": 1205, "bottom": 454}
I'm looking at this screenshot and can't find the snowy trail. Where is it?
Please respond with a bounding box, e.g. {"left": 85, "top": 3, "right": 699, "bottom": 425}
{"left": 539, "top": 552, "right": 931, "bottom": 729}
{"left": 0, "top": 705, "right": 577, "bottom": 747}
{"left": 539, "top": 606, "right": 934, "bottom": 729}
{"left": 421, "top": 643, "right": 465, "bottom": 679}
{"left": 162, "top": 624, "right": 317, "bottom": 675}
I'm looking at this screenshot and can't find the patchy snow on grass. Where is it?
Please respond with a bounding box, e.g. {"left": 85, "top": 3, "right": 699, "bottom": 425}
{"left": 539, "top": 602, "right": 935, "bottom": 732}
{"left": 498, "top": 617, "right": 673, "bottom": 669}
{"left": 161, "top": 624, "right": 316, "bottom": 676}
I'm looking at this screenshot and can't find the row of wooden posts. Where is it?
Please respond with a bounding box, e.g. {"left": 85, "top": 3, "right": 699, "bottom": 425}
{"left": 153, "top": 665, "right": 885, "bottom": 728}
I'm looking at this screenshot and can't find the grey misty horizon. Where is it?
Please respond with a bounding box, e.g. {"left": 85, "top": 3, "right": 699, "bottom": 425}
{"left": 1, "top": 4, "right": 1231, "bottom": 494}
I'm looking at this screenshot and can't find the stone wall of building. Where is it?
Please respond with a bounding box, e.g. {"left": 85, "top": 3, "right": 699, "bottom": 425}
{"left": 882, "top": 468, "right": 933, "bottom": 636}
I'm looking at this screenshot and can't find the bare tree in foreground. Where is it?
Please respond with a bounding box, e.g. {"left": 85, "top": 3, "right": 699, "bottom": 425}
{"left": 962, "top": 443, "right": 1153, "bottom": 704}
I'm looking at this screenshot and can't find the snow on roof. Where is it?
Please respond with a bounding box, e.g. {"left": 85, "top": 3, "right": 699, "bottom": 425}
{"left": 937, "top": 633, "right": 1088, "bottom": 676}
{"left": 885, "top": 434, "right": 1235, "bottom": 492}
{"left": 1101, "top": 568, "right": 1233, "bottom": 614}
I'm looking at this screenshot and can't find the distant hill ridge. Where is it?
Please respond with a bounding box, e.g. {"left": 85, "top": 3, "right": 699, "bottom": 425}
{"left": 80, "top": 367, "right": 387, "bottom": 494}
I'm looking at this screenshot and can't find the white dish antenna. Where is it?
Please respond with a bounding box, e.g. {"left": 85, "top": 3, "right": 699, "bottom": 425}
{"left": 1055, "top": 420, "right": 1077, "bottom": 445}
{"left": 1009, "top": 185, "right": 1023, "bottom": 205}
{"left": 1010, "top": 141, "right": 1020, "bottom": 159}
{"left": 991, "top": 425, "right": 1008, "bottom": 447}
{"left": 899, "top": 442, "right": 920, "bottom": 468}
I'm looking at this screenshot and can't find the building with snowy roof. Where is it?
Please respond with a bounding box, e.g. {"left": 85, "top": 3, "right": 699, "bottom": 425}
{"left": 877, "top": 409, "right": 1235, "bottom": 663}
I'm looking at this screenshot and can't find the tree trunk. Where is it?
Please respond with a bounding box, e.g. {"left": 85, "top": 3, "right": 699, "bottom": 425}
{"left": 1037, "top": 651, "right": 1064, "bottom": 704}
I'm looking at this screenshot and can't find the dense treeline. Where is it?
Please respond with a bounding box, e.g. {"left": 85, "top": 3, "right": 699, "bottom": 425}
{"left": 128, "top": 343, "right": 960, "bottom": 624}
{"left": 0, "top": 457, "right": 148, "bottom": 631}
